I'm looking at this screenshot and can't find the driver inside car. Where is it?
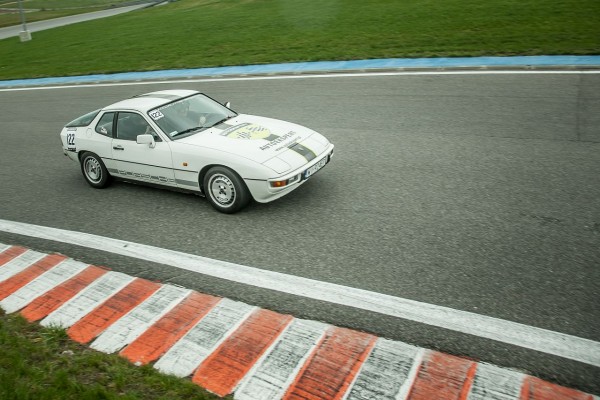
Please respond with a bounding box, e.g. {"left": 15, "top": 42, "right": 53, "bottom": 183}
{"left": 174, "top": 101, "right": 206, "bottom": 127}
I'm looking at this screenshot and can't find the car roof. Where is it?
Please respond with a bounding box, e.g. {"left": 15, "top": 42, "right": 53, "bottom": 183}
{"left": 103, "top": 89, "right": 199, "bottom": 113}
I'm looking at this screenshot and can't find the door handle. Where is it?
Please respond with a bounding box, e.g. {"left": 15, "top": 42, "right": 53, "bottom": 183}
{"left": 113, "top": 145, "right": 124, "bottom": 150}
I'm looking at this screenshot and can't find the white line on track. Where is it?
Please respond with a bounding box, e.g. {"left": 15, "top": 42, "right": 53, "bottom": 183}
{"left": 1, "top": 218, "right": 599, "bottom": 368}
{"left": 0, "top": 70, "right": 599, "bottom": 92}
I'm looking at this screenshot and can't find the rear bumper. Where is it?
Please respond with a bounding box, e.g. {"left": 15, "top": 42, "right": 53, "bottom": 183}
{"left": 63, "top": 148, "right": 78, "bottom": 162}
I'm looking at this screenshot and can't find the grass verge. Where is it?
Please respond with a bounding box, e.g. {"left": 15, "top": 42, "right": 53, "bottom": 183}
{"left": 0, "top": 310, "right": 223, "bottom": 400}
{"left": 0, "top": 0, "right": 598, "bottom": 81}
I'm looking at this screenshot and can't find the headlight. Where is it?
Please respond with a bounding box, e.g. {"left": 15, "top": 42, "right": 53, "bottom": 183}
{"left": 270, "top": 174, "right": 300, "bottom": 188}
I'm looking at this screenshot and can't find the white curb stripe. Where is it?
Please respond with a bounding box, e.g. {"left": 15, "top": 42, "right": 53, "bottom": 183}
{"left": 41, "top": 271, "right": 134, "bottom": 328}
{"left": 397, "top": 348, "right": 425, "bottom": 400}
{"left": 90, "top": 285, "right": 190, "bottom": 353}
{"left": 154, "top": 298, "right": 255, "bottom": 378}
{"left": 0, "top": 259, "right": 88, "bottom": 313}
{"left": 0, "top": 243, "right": 10, "bottom": 253}
{"left": 0, "top": 250, "right": 46, "bottom": 284}
{"left": 236, "top": 319, "right": 329, "bottom": 400}
{"left": 343, "top": 339, "right": 378, "bottom": 400}
{"left": 1, "top": 220, "right": 597, "bottom": 368}
{"left": 466, "top": 363, "right": 525, "bottom": 400}
{"left": 344, "top": 338, "right": 421, "bottom": 400}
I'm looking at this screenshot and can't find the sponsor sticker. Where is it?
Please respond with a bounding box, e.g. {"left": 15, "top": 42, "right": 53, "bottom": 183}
{"left": 218, "top": 123, "right": 302, "bottom": 153}
{"left": 260, "top": 131, "right": 296, "bottom": 150}
{"left": 220, "top": 123, "right": 274, "bottom": 140}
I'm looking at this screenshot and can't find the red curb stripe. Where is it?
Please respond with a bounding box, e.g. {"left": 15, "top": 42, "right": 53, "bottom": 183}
{"left": 120, "top": 291, "right": 220, "bottom": 365}
{"left": 283, "top": 326, "right": 377, "bottom": 400}
{"left": 520, "top": 376, "right": 593, "bottom": 400}
{"left": 407, "top": 351, "right": 477, "bottom": 400}
{"left": 192, "top": 309, "right": 293, "bottom": 397}
{"left": 67, "top": 278, "right": 161, "bottom": 343}
{"left": 19, "top": 265, "right": 107, "bottom": 322}
{"left": 520, "top": 378, "right": 531, "bottom": 400}
{"left": 0, "top": 254, "right": 67, "bottom": 300}
{"left": 0, "top": 246, "right": 27, "bottom": 267}
{"left": 459, "top": 361, "right": 478, "bottom": 400}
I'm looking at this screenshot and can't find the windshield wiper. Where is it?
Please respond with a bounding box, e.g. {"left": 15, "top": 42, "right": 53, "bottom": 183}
{"left": 171, "top": 126, "right": 203, "bottom": 137}
{"left": 210, "top": 115, "right": 234, "bottom": 128}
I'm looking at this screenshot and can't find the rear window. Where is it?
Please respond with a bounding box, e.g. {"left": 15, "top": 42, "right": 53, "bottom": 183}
{"left": 66, "top": 109, "right": 100, "bottom": 127}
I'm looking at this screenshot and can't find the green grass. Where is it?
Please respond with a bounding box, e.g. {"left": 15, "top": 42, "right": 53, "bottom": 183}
{"left": 0, "top": 0, "right": 598, "bottom": 81}
{"left": 0, "top": 0, "right": 136, "bottom": 28}
{"left": 0, "top": 311, "right": 223, "bottom": 400}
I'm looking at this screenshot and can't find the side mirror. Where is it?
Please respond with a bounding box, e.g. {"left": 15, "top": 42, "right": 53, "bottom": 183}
{"left": 136, "top": 134, "right": 155, "bottom": 148}
{"left": 224, "top": 101, "right": 231, "bottom": 109}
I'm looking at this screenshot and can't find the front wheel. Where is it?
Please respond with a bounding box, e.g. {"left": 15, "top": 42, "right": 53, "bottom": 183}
{"left": 203, "top": 166, "right": 250, "bottom": 213}
{"left": 80, "top": 152, "right": 111, "bottom": 188}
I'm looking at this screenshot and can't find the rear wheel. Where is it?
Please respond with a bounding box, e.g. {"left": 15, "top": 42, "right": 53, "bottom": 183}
{"left": 80, "top": 152, "right": 111, "bottom": 188}
{"left": 203, "top": 166, "right": 250, "bottom": 213}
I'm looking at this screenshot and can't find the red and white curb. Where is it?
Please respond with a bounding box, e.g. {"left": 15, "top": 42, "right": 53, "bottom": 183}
{"left": 0, "top": 243, "right": 597, "bottom": 400}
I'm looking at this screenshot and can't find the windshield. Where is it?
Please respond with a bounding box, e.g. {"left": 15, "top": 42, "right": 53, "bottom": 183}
{"left": 148, "top": 94, "right": 237, "bottom": 139}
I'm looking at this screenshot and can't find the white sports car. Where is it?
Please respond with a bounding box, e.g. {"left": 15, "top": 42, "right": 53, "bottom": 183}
{"left": 59, "top": 89, "right": 334, "bottom": 213}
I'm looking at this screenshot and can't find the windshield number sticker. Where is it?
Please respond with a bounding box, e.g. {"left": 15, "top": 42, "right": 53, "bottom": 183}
{"left": 66, "top": 133, "right": 75, "bottom": 146}
{"left": 149, "top": 110, "right": 164, "bottom": 121}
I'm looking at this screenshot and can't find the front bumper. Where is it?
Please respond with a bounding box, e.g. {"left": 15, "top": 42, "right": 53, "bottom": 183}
{"left": 246, "top": 144, "right": 334, "bottom": 203}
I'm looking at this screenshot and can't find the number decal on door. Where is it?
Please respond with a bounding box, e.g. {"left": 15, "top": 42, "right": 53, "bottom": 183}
{"left": 67, "top": 133, "right": 75, "bottom": 146}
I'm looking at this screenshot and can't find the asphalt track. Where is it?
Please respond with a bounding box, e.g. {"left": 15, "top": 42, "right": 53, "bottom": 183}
{"left": 0, "top": 68, "right": 599, "bottom": 395}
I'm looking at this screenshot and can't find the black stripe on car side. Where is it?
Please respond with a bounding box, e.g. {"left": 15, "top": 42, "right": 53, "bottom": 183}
{"left": 175, "top": 179, "right": 198, "bottom": 187}
{"left": 103, "top": 157, "right": 196, "bottom": 173}
{"left": 107, "top": 167, "right": 198, "bottom": 188}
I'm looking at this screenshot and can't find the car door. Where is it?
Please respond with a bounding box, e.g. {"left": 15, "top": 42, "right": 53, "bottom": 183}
{"left": 111, "top": 111, "right": 176, "bottom": 186}
{"left": 86, "top": 111, "right": 116, "bottom": 171}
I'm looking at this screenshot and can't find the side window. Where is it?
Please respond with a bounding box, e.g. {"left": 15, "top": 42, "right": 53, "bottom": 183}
{"left": 95, "top": 112, "right": 114, "bottom": 136}
{"left": 67, "top": 109, "right": 100, "bottom": 127}
{"left": 116, "top": 112, "right": 158, "bottom": 141}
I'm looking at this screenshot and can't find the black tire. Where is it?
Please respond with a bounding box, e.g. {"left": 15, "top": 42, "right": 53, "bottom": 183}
{"left": 80, "top": 152, "right": 111, "bottom": 189}
{"left": 203, "top": 166, "right": 250, "bottom": 214}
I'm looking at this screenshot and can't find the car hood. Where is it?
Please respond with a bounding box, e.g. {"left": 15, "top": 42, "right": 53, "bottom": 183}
{"left": 176, "top": 114, "right": 330, "bottom": 172}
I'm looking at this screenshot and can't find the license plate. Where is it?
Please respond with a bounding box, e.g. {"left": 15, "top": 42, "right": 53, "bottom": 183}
{"left": 303, "top": 156, "right": 328, "bottom": 179}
